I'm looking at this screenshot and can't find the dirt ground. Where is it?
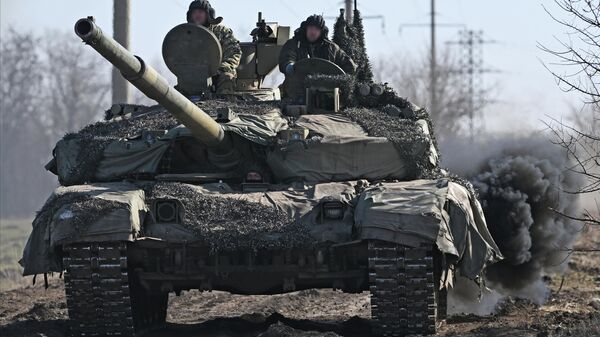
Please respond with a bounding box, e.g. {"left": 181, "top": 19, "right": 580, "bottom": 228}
{"left": 0, "top": 229, "right": 598, "bottom": 337}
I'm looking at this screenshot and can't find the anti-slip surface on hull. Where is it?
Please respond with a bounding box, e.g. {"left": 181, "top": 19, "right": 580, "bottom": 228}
{"left": 20, "top": 14, "right": 502, "bottom": 337}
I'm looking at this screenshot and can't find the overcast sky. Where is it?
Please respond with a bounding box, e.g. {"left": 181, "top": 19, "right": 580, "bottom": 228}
{"left": 1, "top": 0, "right": 582, "bottom": 132}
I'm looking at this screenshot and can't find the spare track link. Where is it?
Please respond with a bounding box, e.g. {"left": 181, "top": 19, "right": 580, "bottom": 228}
{"left": 63, "top": 242, "right": 135, "bottom": 337}
{"left": 368, "top": 240, "right": 437, "bottom": 336}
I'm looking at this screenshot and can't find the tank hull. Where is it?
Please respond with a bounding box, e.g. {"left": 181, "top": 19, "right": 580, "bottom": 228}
{"left": 63, "top": 239, "right": 444, "bottom": 336}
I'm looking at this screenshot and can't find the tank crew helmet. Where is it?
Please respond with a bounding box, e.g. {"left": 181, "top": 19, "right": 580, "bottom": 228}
{"left": 305, "top": 15, "right": 326, "bottom": 30}
{"left": 186, "top": 0, "right": 223, "bottom": 26}
{"left": 295, "top": 14, "right": 329, "bottom": 42}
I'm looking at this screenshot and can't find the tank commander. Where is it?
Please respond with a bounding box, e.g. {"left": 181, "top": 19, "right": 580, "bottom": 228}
{"left": 279, "top": 15, "right": 357, "bottom": 77}
{"left": 186, "top": 0, "right": 242, "bottom": 93}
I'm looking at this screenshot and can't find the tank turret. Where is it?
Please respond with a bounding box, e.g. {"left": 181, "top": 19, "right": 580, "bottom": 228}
{"left": 74, "top": 17, "right": 225, "bottom": 147}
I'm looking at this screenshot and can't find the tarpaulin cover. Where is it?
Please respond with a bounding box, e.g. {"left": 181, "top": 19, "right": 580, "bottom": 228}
{"left": 20, "top": 182, "right": 147, "bottom": 275}
{"left": 267, "top": 136, "right": 410, "bottom": 183}
{"left": 21, "top": 179, "right": 500, "bottom": 282}
{"left": 53, "top": 109, "right": 436, "bottom": 184}
{"left": 295, "top": 114, "right": 367, "bottom": 137}
{"left": 355, "top": 179, "right": 502, "bottom": 279}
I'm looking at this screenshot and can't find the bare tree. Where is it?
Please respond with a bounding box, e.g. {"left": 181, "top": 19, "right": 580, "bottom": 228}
{"left": 569, "top": 104, "right": 599, "bottom": 133}
{"left": 0, "top": 29, "right": 43, "bottom": 131}
{"left": 0, "top": 29, "right": 110, "bottom": 218}
{"left": 0, "top": 29, "right": 52, "bottom": 218}
{"left": 373, "top": 47, "right": 477, "bottom": 139}
{"left": 40, "top": 31, "right": 110, "bottom": 140}
{"left": 541, "top": 0, "right": 600, "bottom": 226}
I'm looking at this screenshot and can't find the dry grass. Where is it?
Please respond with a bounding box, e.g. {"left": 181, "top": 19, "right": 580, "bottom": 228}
{"left": 0, "top": 218, "right": 32, "bottom": 291}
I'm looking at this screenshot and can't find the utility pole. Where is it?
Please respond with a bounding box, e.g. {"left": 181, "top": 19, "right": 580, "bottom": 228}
{"left": 112, "top": 0, "right": 131, "bottom": 104}
{"left": 430, "top": 0, "right": 436, "bottom": 118}
{"left": 447, "top": 30, "right": 497, "bottom": 140}
{"left": 328, "top": 1, "right": 385, "bottom": 33}
{"left": 345, "top": 0, "right": 353, "bottom": 22}
{"left": 398, "top": 1, "right": 464, "bottom": 119}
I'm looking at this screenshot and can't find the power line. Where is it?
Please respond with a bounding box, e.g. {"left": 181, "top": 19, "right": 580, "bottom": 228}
{"left": 395, "top": 0, "right": 464, "bottom": 118}
{"left": 324, "top": 0, "right": 385, "bottom": 34}
{"left": 398, "top": 22, "right": 464, "bottom": 34}
{"left": 447, "top": 30, "right": 499, "bottom": 139}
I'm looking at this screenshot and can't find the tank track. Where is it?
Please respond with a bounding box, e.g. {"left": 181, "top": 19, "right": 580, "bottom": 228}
{"left": 368, "top": 240, "right": 439, "bottom": 336}
{"left": 63, "top": 242, "right": 167, "bottom": 337}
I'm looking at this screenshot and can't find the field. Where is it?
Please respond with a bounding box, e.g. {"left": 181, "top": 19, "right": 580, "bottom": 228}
{"left": 0, "top": 219, "right": 598, "bottom": 337}
{"left": 0, "top": 219, "right": 32, "bottom": 291}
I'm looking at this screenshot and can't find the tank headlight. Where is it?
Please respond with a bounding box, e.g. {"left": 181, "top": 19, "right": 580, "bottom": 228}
{"left": 245, "top": 171, "right": 263, "bottom": 183}
{"left": 321, "top": 201, "right": 344, "bottom": 220}
{"left": 242, "top": 171, "right": 269, "bottom": 192}
{"left": 155, "top": 200, "right": 179, "bottom": 223}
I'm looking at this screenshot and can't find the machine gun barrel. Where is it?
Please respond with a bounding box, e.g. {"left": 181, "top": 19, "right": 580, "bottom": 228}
{"left": 74, "top": 17, "right": 224, "bottom": 147}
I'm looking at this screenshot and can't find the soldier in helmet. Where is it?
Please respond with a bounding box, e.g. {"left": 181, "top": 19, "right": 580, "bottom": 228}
{"left": 279, "top": 15, "right": 357, "bottom": 77}
{"left": 187, "top": 0, "right": 241, "bottom": 93}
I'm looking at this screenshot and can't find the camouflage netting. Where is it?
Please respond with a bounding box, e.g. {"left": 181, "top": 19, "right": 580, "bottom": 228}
{"left": 77, "top": 107, "right": 177, "bottom": 139}
{"left": 300, "top": 69, "right": 442, "bottom": 180}
{"left": 332, "top": 8, "right": 374, "bottom": 83}
{"left": 330, "top": 14, "right": 481, "bottom": 199}
{"left": 58, "top": 86, "right": 445, "bottom": 185}
{"left": 74, "top": 100, "right": 282, "bottom": 140}
{"left": 338, "top": 83, "right": 479, "bottom": 199}
{"left": 33, "top": 192, "right": 127, "bottom": 239}
{"left": 332, "top": 10, "right": 356, "bottom": 62}
{"left": 351, "top": 10, "right": 375, "bottom": 82}
{"left": 329, "top": 7, "right": 443, "bottom": 173}
{"left": 197, "top": 99, "right": 282, "bottom": 116}
{"left": 58, "top": 104, "right": 178, "bottom": 185}
{"left": 305, "top": 74, "right": 355, "bottom": 106}
{"left": 56, "top": 99, "right": 284, "bottom": 185}
{"left": 147, "top": 182, "right": 314, "bottom": 252}
{"left": 58, "top": 136, "right": 110, "bottom": 186}
{"left": 22, "top": 190, "right": 130, "bottom": 275}
{"left": 342, "top": 107, "right": 439, "bottom": 179}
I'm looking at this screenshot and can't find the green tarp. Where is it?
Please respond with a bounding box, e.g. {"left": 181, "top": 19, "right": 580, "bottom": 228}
{"left": 54, "top": 112, "right": 435, "bottom": 185}
{"left": 22, "top": 179, "right": 502, "bottom": 282}
{"left": 267, "top": 136, "right": 410, "bottom": 182}
{"left": 21, "top": 182, "right": 147, "bottom": 275}
{"left": 355, "top": 179, "right": 503, "bottom": 280}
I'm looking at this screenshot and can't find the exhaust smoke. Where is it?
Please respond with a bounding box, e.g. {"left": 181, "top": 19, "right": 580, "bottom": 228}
{"left": 440, "top": 136, "right": 582, "bottom": 313}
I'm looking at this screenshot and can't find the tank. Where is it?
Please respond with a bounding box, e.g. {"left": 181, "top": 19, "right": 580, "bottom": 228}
{"left": 20, "top": 15, "right": 502, "bottom": 337}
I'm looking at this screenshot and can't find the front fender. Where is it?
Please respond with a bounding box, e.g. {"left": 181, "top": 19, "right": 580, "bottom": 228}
{"left": 21, "top": 182, "right": 148, "bottom": 276}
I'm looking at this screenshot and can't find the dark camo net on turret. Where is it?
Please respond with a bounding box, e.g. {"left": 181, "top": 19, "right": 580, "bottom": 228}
{"left": 57, "top": 100, "right": 283, "bottom": 185}
{"left": 57, "top": 92, "right": 450, "bottom": 186}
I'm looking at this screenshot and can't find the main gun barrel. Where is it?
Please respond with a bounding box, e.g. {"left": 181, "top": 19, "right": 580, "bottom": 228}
{"left": 74, "top": 17, "right": 224, "bottom": 147}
